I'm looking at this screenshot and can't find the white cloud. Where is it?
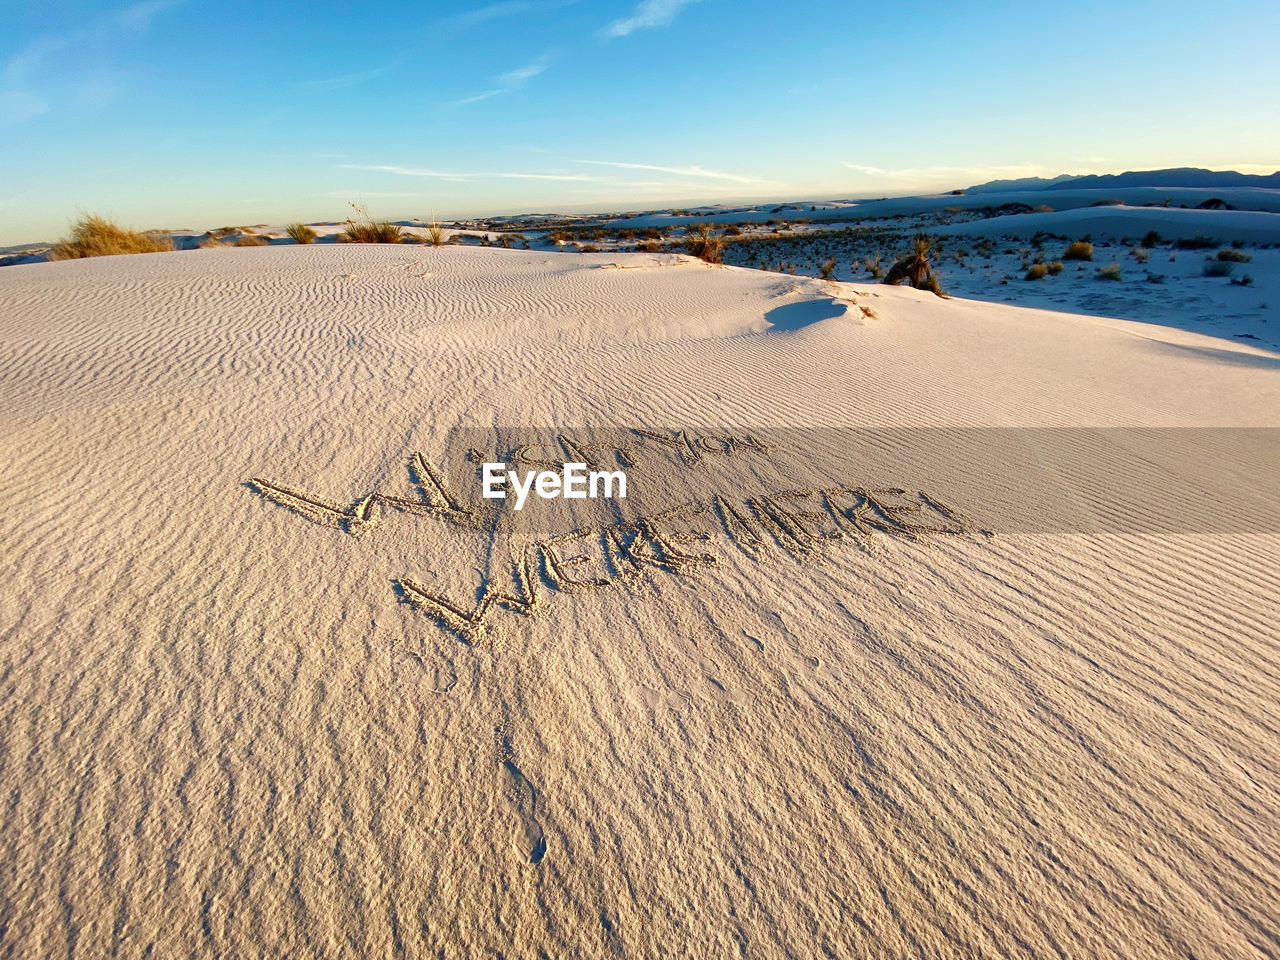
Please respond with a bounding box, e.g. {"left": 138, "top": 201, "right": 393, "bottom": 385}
{"left": 297, "top": 66, "right": 396, "bottom": 92}
{"left": 603, "top": 0, "right": 701, "bottom": 38}
{"left": 452, "top": 53, "right": 551, "bottom": 106}
{"left": 1, "top": 0, "right": 184, "bottom": 119}
{"left": 839, "top": 161, "right": 1078, "bottom": 184}
{"left": 438, "top": 0, "right": 580, "bottom": 33}
{"left": 0, "top": 91, "right": 49, "bottom": 123}
{"left": 117, "top": 0, "right": 186, "bottom": 32}
{"left": 576, "top": 159, "right": 762, "bottom": 184}
{"left": 339, "top": 164, "right": 597, "bottom": 183}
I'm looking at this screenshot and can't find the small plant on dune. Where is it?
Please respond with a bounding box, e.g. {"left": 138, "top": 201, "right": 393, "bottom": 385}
{"left": 884, "top": 233, "right": 945, "bottom": 296}
{"left": 1203, "top": 260, "right": 1235, "bottom": 277}
{"left": 286, "top": 223, "right": 317, "bottom": 244}
{"left": 1141, "top": 230, "right": 1161, "bottom": 248}
{"left": 1217, "top": 248, "right": 1251, "bottom": 263}
{"left": 1097, "top": 262, "right": 1122, "bottom": 281}
{"left": 1047, "top": 260, "right": 1065, "bottom": 275}
{"left": 235, "top": 233, "right": 269, "bottom": 246}
{"left": 863, "top": 251, "right": 884, "bottom": 279}
{"left": 1062, "top": 240, "right": 1093, "bottom": 261}
{"left": 341, "top": 201, "right": 402, "bottom": 243}
{"left": 684, "top": 223, "right": 725, "bottom": 264}
{"left": 1132, "top": 246, "right": 1148, "bottom": 263}
{"left": 1176, "top": 233, "right": 1218, "bottom": 250}
{"left": 197, "top": 232, "right": 227, "bottom": 248}
{"left": 50, "top": 214, "right": 173, "bottom": 260}
{"left": 426, "top": 217, "right": 446, "bottom": 246}
{"left": 818, "top": 257, "right": 836, "bottom": 279}
{"left": 1025, "top": 263, "right": 1049, "bottom": 281}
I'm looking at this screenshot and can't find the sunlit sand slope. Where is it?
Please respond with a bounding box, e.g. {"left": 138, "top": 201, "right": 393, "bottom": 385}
{"left": 1, "top": 246, "right": 1278, "bottom": 958}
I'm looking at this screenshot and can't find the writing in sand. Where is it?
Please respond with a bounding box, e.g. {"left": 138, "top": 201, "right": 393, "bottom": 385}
{"left": 248, "top": 429, "right": 976, "bottom": 643}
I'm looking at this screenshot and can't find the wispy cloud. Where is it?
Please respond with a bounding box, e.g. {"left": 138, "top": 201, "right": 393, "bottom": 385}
{"left": 840, "top": 161, "right": 1079, "bottom": 184}
{"left": 1, "top": 0, "right": 184, "bottom": 122}
{"left": 603, "top": 0, "right": 701, "bottom": 38}
{"left": 0, "top": 91, "right": 49, "bottom": 123}
{"left": 117, "top": 0, "right": 185, "bottom": 32}
{"left": 576, "top": 159, "right": 762, "bottom": 184}
{"left": 339, "top": 163, "right": 597, "bottom": 183}
{"left": 452, "top": 53, "right": 551, "bottom": 106}
{"left": 297, "top": 65, "right": 396, "bottom": 92}
{"left": 437, "top": 0, "right": 580, "bottom": 34}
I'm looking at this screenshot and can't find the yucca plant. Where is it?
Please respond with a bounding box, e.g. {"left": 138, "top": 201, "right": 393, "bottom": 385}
{"left": 341, "top": 201, "right": 402, "bottom": 243}
{"left": 884, "top": 233, "right": 945, "bottom": 296}
{"left": 286, "top": 222, "right": 317, "bottom": 244}
{"left": 684, "top": 223, "right": 724, "bottom": 263}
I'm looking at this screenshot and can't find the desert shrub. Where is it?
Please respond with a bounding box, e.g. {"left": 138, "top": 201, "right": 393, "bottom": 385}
{"left": 1176, "top": 233, "right": 1218, "bottom": 250}
{"left": 1033, "top": 204, "right": 1054, "bottom": 213}
{"left": 1047, "top": 261, "right": 1065, "bottom": 275}
{"left": 286, "top": 223, "right": 317, "bottom": 244}
{"left": 197, "top": 233, "right": 227, "bottom": 248}
{"left": 579, "top": 243, "right": 600, "bottom": 253}
{"left": 341, "top": 201, "right": 402, "bottom": 243}
{"left": 885, "top": 233, "right": 945, "bottom": 296}
{"left": 50, "top": 214, "right": 173, "bottom": 260}
{"left": 863, "top": 251, "right": 884, "bottom": 279}
{"left": 1141, "top": 230, "right": 1161, "bottom": 248}
{"left": 724, "top": 224, "right": 743, "bottom": 236}
{"left": 1063, "top": 240, "right": 1093, "bottom": 261}
{"left": 1217, "top": 248, "right": 1252, "bottom": 263}
{"left": 549, "top": 230, "right": 569, "bottom": 244}
{"left": 235, "top": 234, "right": 269, "bottom": 246}
{"left": 818, "top": 257, "right": 836, "bottom": 279}
{"left": 684, "top": 223, "right": 724, "bottom": 263}
{"left": 1132, "top": 246, "right": 1148, "bottom": 262}
{"left": 640, "top": 227, "right": 662, "bottom": 240}
{"left": 1097, "top": 262, "right": 1122, "bottom": 281}
{"left": 1203, "top": 261, "right": 1234, "bottom": 277}
{"left": 1025, "top": 263, "right": 1049, "bottom": 281}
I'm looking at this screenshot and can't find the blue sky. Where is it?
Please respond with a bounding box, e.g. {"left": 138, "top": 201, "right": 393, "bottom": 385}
{"left": 2, "top": 0, "right": 1279, "bottom": 244}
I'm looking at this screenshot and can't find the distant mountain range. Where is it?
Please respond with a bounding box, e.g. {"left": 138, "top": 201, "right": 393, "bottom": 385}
{"left": 967, "top": 168, "right": 1280, "bottom": 193}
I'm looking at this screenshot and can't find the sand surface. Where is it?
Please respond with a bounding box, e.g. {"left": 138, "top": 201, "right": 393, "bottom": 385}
{"left": 1, "top": 245, "right": 1279, "bottom": 958}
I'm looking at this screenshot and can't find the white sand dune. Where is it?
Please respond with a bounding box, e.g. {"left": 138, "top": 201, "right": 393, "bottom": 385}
{"left": 1, "top": 245, "right": 1278, "bottom": 958}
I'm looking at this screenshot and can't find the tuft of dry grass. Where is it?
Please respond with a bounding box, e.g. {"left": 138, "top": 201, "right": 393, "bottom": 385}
{"left": 49, "top": 214, "right": 173, "bottom": 260}
{"left": 235, "top": 234, "right": 269, "bottom": 247}
{"left": 1063, "top": 240, "right": 1094, "bottom": 261}
{"left": 1097, "top": 262, "right": 1122, "bottom": 281}
{"left": 286, "top": 223, "right": 317, "bottom": 244}
{"left": 341, "top": 201, "right": 402, "bottom": 243}
{"left": 684, "top": 223, "right": 725, "bottom": 264}
{"left": 1025, "top": 263, "right": 1049, "bottom": 281}
{"left": 426, "top": 219, "right": 446, "bottom": 246}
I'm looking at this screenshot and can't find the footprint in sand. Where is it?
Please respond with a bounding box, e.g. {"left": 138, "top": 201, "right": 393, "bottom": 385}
{"left": 633, "top": 685, "right": 695, "bottom": 713}
{"left": 395, "top": 647, "right": 457, "bottom": 693}
{"left": 499, "top": 760, "right": 547, "bottom": 865}
{"left": 697, "top": 657, "right": 743, "bottom": 705}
